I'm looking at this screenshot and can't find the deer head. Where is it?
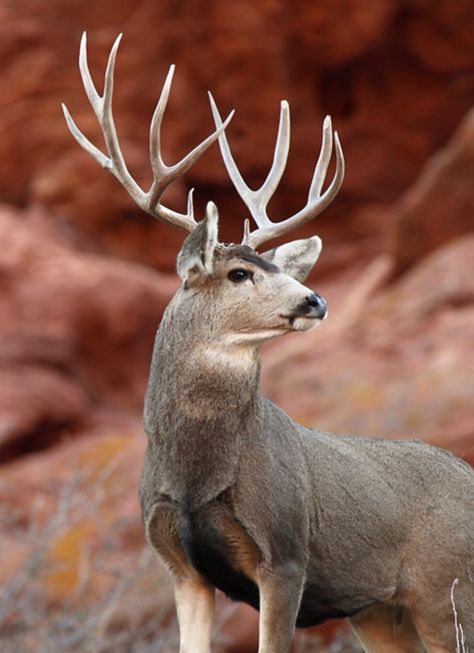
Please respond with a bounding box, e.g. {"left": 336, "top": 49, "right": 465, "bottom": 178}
{"left": 62, "top": 33, "right": 344, "bottom": 346}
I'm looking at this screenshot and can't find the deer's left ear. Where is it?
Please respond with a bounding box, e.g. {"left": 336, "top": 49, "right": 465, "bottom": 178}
{"left": 260, "top": 236, "right": 322, "bottom": 282}
{"left": 177, "top": 202, "right": 219, "bottom": 284}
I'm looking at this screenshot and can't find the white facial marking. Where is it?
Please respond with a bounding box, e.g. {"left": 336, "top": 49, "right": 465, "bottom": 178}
{"left": 290, "top": 316, "right": 324, "bottom": 332}
{"left": 195, "top": 341, "right": 257, "bottom": 371}
{"left": 223, "top": 330, "right": 289, "bottom": 346}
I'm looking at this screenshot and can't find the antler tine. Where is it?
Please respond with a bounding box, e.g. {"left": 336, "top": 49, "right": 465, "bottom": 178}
{"left": 62, "top": 32, "right": 234, "bottom": 233}
{"left": 96, "top": 33, "right": 145, "bottom": 206}
{"left": 308, "top": 115, "right": 333, "bottom": 199}
{"left": 260, "top": 101, "right": 290, "bottom": 214}
{"left": 209, "top": 93, "right": 290, "bottom": 229}
{"left": 247, "top": 124, "right": 344, "bottom": 250}
{"left": 246, "top": 122, "right": 345, "bottom": 250}
{"left": 209, "top": 92, "right": 344, "bottom": 250}
{"left": 146, "top": 71, "right": 234, "bottom": 214}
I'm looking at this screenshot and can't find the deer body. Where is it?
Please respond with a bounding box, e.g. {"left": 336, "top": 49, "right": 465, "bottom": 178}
{"left": 139, "top": 242, "right": 474, "bottom": 653}
{"left": 64, "top": 34, "right": 474, "bottom": 653}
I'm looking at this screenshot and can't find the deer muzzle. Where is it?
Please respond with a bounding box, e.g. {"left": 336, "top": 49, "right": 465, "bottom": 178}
{"left": 284, "top": 292, "right": 328, "bottom": 328}
{"left": 305, "top": 292, "right": 327, "bottom": 320}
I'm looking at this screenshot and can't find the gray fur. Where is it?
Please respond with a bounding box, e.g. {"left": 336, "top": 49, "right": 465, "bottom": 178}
{"left": 140, "top": 238, "right": 474, "bottom": 653}
{"left": 176, "top": 202, "right": 219, "bottom": 282}
{"left": 63, "top": 34, "right": 465, "bottom": 653}
{"left": 261, "top": 236, "right": 322, "bottom": 282}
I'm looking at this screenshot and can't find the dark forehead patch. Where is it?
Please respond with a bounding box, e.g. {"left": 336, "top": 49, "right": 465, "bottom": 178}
{"left": 224, "top": 245, "right": 279, "bottom": 273}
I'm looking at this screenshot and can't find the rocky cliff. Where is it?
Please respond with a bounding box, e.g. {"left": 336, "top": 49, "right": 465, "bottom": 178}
{"left": 0, "top": 2, "right": 473, "bottom": 651}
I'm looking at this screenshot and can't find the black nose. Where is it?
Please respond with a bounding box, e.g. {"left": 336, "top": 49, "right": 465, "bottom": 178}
{"left": 306, "top": 292, "right": 327, "bottom": 319}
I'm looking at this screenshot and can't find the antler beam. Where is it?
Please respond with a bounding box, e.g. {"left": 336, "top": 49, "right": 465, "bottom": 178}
{"left": 62, "top": 32, "right": 234, "bottom": 234}
{"left": 209, "top": 95, "right": 344, "bottom": 250}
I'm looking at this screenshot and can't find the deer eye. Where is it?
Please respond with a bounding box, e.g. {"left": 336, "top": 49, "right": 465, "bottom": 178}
{"left": 228, "top": 268, "right": 253, "bottom": 283}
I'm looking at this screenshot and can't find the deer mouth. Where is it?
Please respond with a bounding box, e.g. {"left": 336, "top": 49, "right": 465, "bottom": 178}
{"left": 278, "top": 314, "right": 325, "bottom": 333}
{"left": 292, "top": 315, "right": 325, "bottom": 331}
{"left": 281, "top": 296, "right": 328, "bottom": 330}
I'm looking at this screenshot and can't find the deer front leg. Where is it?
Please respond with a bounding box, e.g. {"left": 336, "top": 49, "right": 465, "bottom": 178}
{"left": 257, "top": 563, "right": 306, "bottom": 653}
{"left": 174, "top": 578, "right": 215, "bottom": 653}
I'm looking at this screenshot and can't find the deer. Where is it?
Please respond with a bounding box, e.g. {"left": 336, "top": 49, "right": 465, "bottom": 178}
{"left": 63, "top": 33, "right": 474, "bottom": 653}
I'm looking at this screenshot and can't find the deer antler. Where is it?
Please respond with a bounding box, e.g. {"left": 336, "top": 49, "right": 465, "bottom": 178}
{"left": 62, "top": 33, "right": 234, "bottom": 233}
{"left": 209, "top": 95, "right": 344, "bottom": 250}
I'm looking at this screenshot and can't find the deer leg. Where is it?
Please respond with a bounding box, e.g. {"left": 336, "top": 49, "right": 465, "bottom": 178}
{"left": 173, "top": 578, "right": 215, "bottom": 653}
{"left": 257, "top": 563, "right": 305, "bottom": 653}
{"left": 350, "top": 604, "right": 426, "bottom": 653}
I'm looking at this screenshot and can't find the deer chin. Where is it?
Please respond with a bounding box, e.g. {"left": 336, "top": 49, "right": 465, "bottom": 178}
{"left": 223, "top": 328, "right": 291, "bottom": 347}
{"left": 290, "top": 315, "right": 325, "bottom": 332}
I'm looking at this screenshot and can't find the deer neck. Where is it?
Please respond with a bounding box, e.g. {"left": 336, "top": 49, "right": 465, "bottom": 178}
{"left": 143, "top": 310, "right": 263, "bottom": 505}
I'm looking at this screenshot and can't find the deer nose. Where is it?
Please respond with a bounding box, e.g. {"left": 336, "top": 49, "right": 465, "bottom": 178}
{"left": 306, "top": 292, "right": 327, "bottom": 319}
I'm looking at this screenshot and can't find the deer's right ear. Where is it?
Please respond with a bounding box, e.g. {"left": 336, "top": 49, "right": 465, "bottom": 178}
{"left": 177, "top": 202, "right": 219, "bottom": 285}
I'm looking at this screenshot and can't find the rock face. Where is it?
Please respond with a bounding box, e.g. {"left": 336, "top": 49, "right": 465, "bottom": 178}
{"left": 0, "top": 205, "right": 176, "bottom": 462}
{"left": 0, "top": 0, "right": 473, "bottom": 270}
{"left": 0, "top": 2, "right": 473, "bottom": 652}
{"left": 392, "top": 106, "right": 474, "bottom": 273}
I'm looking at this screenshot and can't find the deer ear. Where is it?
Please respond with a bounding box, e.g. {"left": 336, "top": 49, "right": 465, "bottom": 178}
{"left": 177, "top": 202, "right": 219, "bottom": 283}
{"left": 260, "top": 236, "right": 322, "bottom": 282}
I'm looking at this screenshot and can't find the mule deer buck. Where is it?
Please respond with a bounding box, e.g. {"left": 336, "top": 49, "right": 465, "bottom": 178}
{"left": 63, "top": 33, "right": 474, "bottom": 653}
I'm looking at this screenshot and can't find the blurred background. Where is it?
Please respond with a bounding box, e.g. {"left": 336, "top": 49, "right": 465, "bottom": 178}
{"left": 0, "top": 0, "right": 473, "bottom": 651}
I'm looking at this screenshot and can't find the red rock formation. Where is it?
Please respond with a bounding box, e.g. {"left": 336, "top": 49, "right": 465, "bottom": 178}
{"left": 0, "top": 0, "right": 472, "bottom": 269}
{"left": 0, "top": 3, "right": 473, "bottom": 651}
{"left": 0, "top": 205, "right": 176, "bottom": 461}
{"left": 392, "top": 106, "right": 474, "bottom": 272}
